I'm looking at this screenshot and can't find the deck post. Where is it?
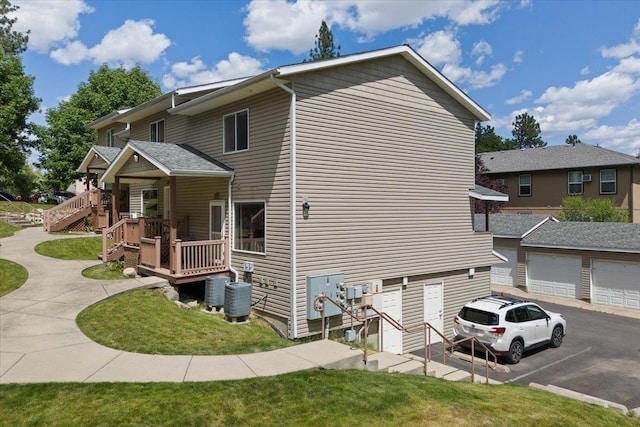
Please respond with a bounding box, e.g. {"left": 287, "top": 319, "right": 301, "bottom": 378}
{"left": 154, "top": 236, "right": 161, "bottom": 269}
{"left": 113, "top": 176, "right": 120, "bottom": 223}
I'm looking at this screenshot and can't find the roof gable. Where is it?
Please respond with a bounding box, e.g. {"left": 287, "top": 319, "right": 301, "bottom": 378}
{"left": 480, "top": 143, "right": 640, "bottom": 174}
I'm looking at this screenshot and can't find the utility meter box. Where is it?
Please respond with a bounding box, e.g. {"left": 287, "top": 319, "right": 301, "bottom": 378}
{"left": 306, "top": 273, "right": 345, "bottom": 320}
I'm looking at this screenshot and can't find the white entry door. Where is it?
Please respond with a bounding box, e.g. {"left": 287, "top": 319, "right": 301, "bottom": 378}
{"left": 381, "top": 290, "right": 402, "bottom": 354}
{"left": 424, "top": 283, "right": 443, "bottom": 344}
{"left": 209, "top": 201, "right": 225, "bottom": 240}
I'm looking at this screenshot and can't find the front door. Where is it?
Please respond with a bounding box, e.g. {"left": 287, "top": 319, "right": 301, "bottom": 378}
{"left": 209, "top": 201, "right": 225, "bottom": 240}
{"left": 424, "top": 283, "right": 443, "bottom": 344}
{"left": 381, "top": 289, "right": 402, "bottom": 354}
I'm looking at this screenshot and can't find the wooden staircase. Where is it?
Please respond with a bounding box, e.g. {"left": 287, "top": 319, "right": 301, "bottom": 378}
{"left": 43, "top": 189, "right": 103, "bottom": 232}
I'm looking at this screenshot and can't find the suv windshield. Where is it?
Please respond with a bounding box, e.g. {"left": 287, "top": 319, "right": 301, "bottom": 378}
{"left": 458, "top": 307, "right": 499, "bottom": 325}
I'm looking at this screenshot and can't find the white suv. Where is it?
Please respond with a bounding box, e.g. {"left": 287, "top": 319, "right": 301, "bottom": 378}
{"left": 453, "top": 295, "right": 566, "bottom": 364}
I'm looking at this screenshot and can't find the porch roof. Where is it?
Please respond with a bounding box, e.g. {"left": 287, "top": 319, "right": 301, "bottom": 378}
{"left": 77, "top": 145, "right": 122, "bottom": 172}
{"left": 100, "top": 141, "right": 234, "bottom": 183}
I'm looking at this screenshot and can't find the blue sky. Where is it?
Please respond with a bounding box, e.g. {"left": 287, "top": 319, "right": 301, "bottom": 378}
{"left": 11, "top": 0, "right": 640, "bottom": 156}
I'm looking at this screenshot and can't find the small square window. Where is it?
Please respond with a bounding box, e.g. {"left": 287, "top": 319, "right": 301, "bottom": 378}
{"left": 600, "top": 169, "right": 616, "bottom": 194}
{"left": 518, "top": 174, "right": 532, "bottom": 196}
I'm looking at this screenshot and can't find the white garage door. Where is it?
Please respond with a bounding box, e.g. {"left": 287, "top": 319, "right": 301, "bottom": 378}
{"left": 592, "top": 260, "right": 640, "bottom": 310}
{"left": 527, "top": 253, "right": 581, "bottom": 299}
{"left": 491, "top": 247, "right": 517, "bottom": 286}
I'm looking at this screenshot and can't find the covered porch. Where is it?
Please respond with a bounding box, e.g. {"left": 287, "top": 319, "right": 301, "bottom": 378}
{"left": 100, "top": 141, "right": 235, "bottom": 284}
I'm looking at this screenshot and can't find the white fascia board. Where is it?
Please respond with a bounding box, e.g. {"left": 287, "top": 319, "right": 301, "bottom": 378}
{"left": 175, "top": 77, "right": 250, "bottom": 95}
{"left": 101, "top": 144, "right": 170, "bottom": 182}
{"left": 115, "top": 92, "right": 174, "bottom": 122}
{"left": 168, "top": 169, "right": 233, "bottom": 177}
{"left": 86, "top": 110, "right": 121, "bottom": 129}
{"left": 520, "top": 242, "right": 640, "bottom": 254}
{"left": 492, "top": 249, "right": 509, "bottom": 263}
{"left": 468, "top": 189, "right": 509, "bottom": 202}
{"left": 521, "top": 217, "right": 553, "bottom": 239}
{"left": 77, "top": 147, "right": 101, "bottom": 172}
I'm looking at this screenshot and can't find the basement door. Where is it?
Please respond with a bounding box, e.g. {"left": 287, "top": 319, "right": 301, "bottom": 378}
{"left": 381, "top": 289, "right": 402, "bottom": 354}
{"left": 424, "top": 283, "right": 443, "bottom": 344}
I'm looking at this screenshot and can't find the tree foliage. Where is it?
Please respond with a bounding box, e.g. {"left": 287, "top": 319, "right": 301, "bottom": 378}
{"left": 37, "top": 64, "right": 161, "bottom": 190}
{"left": 475, "top": 123, "right": 515, "bottom": 153}
{"left": 509, "top": 113, "right": 546, "bottom": 149}
{"left": 560, "top": 196, "right": 628, "bottom": 222}
{"left": 0, "top": 0, "right": 39, "bottom": 185}
{"left": 474, "top": 154, "right": 506, "bottom": 213}
{"left": 565, "top": 134, "right": 581, "bottom": 146}
{"left": 306, "top": 20, "right": 340, "bottom": 62}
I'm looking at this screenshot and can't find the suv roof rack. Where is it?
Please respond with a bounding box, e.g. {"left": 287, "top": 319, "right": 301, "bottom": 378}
{"left": 472, "top": 295, "right": 529, "bottom": 309}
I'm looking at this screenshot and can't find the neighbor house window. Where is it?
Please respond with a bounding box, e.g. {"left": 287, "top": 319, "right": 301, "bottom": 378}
{"left": 106, "top": 128, "right": 115, "bottom": 147}
{"left": 600, "top": 169, "right": 616, "bottom": 194}
{"left": 518, "top": 174, "right": 532, "bottom": 196}
{"left": 141, "top": 189, "right": 159, "bottom": 218}
{"left": 149, "top": 119, "right": 164, "bottom": 142}
{"left": 224, "top": 110, "right": 249, "bottom": 153}
{"left": 568, "top": 171, "right": 583, "bottom": 195}
{"left": 234, "top": 201, "right": 265, "bottom": 253}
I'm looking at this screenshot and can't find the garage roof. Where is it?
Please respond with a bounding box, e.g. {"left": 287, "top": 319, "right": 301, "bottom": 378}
{"left": 521, "top": 221, "right": 640, "bottom": 253}
{"left": 474, "top": 214, "right": 555, "bottom": 238}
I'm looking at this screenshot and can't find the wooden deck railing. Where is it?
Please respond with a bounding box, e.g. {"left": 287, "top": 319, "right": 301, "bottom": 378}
{"left": 43, "top": 189, "right": 100, "bottom": 231}
{"left": 139, "top": 236, "right": 162, "bottom": 269}
{"left": 172, "top": 239, "right": 228, "bottom": 276}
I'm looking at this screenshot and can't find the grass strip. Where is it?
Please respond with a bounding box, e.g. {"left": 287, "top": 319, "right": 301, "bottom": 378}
{"left": 35, "top": 237, "right": 102, "bottom": 260}
{"left": 0, "top": 259, "right": 28, "bottom": 296}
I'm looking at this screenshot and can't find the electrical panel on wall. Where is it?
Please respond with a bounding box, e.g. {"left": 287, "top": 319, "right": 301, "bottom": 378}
{"left": 306, "top": 273, "right": 345, "bottom": 320}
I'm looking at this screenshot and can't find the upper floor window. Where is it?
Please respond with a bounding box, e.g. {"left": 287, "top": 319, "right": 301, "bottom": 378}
{"left": 224, "top": 110, "right": 249, "bottom": 153}
{"left": 568, "top": 171, "right": 583, "bottom": 195}
{"left": 149, "top": 119, "right": 164, "bottom": 142}
{"left": 234, "top": 201, "right": 265, "bottom": 254}
{"left": 518, "top": 174, "right": 532, "bottom": 196}
{"left": 106, "top": 128, "right": 115, "bottom": 147}
{"left": 600, "top": 169, "right": 616, "bottom": 194}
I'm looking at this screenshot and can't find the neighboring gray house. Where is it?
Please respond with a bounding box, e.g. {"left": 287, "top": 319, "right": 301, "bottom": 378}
{"left": 48, "top": 45, "right": 506, "bottom": 354}
{"left": 479, "top": 214, "right": 640, "bottom": 311}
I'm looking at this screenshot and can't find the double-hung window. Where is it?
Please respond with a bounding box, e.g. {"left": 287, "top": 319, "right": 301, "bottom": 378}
{"left": 600, "top": 169, "right": 616, "bottom": 194}
{"left": 224, "top": 110, "right": 249, "bottom": 153}
{"left": 234, "top": 201, "right": 265, "bottom": 254}
{"left": 149, "top": 119, "right": 165, "bottom": 142}
{"left": 518, "top": 174, "right": 532, "bottom": 196}
{"left": 106, "top": 128, "right": 115, "bottom": 147}
{"left": 568, "top": 171, "right": 583, "bottom": 195}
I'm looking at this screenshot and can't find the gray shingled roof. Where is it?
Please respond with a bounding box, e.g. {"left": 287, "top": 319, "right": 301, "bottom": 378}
{"left": 93, "top": 146, "right": 121, "bottom": 163}
{"left": 521, "top": 221, "right": 640, "bottom": 253}
{"left": 474, "top": 214, "right": 554, "bottom": 237}
{"left": 471, "top": 184, "right": 508, "bottom": 200}
{"left": 128, "top": 141, "right": 233, "bottom": 175}
{"left": 479, "top": 143, "right": 640, "bottom": 173}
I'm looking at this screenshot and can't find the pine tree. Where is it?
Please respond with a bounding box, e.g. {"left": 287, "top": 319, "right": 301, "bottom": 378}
{"left": 306, "top": 21, "right": 340, "bottom": 62}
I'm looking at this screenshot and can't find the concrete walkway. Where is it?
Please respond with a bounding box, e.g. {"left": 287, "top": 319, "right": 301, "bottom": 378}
{"left": 0, "top": 227, "right": 363, "bottom": 383}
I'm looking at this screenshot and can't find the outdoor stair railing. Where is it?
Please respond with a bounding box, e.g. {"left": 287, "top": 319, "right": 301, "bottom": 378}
{"left": 314, "top": 294, "right": 498, "bottom": 384}
{"left": 43, "top": 189, "right": 100, "bottom": 231}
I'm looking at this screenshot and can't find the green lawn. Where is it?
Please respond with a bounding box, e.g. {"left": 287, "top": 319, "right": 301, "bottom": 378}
{"left": 82, "top": 262, "right": 131, "bottom": 280}
{"left": 77, "top": 289, "right": 297, "bottom": 355}
{"left": 34, "top": 236, "right": 102, "bottom": 260}
{"left": 0, "top": 221, "right": 20, "bottom": 238}
{"left": 0, "top": 259, "right": 28, "bottom": 296}
{"left": 0, "top": 370, "right": 636, "bottom": 427}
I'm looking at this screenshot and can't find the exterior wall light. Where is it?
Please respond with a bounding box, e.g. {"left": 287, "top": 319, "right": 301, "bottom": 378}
{"left": 302, "top": 199, "right": 310, "bottom": 219}
{"left": 133, "top": 154, "right": 139, "bottom": 163}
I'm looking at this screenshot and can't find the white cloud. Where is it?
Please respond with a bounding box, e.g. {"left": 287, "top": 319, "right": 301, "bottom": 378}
{"left": 162, "top": 53, "right": 266, "bottom": 89}
{"left": 410, "top": 30, "right": 461, "bottom": 68}
{"left": 472, "top": 40, "right": 492, "bottom": 65}
{"left": 50, "top": 19, "right": 171, "bottom": 68}
{"left": 582, "top": 119, "right": 640, "bottom": 155}
{"left": 505, "top": 89, "right": 532, "bottom": 105}
{"left": 580, "top": 66, "right": 590, "bottom": 75}
{"left": 11, "top": 0, "right": 94, "bottom": 53}
{"left": 601, "top": 18, "right": 640, "bottom": 59}
{"left": 513, "top": 50, "right": 523, "bottom": 64}
{"left": 244, "top": 0, "right": 502, "bottom": 54}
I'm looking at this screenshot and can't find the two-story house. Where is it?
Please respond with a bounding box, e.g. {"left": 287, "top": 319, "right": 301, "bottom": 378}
{"left": 479, "top": 143, "right": 640, "bottom": 222}
{"left": 57, "top": 45, "right": 504, "bottom": 354}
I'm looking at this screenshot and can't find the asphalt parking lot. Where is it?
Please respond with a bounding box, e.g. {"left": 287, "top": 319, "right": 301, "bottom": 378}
{"left": 441, "top": 297, "right": 640, "bottom": 410}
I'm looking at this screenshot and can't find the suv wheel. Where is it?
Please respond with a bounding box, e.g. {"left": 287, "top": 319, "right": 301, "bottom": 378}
{"left": 550, "top": 326, "right": 563, "bottom": 348}
{"left": 505, "top": 339, "right": 523, "bottom": 364}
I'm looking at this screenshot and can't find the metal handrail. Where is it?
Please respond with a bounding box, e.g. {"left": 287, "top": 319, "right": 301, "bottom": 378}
{"left": 313, "top": 294, "right": 498, "bottom": 383}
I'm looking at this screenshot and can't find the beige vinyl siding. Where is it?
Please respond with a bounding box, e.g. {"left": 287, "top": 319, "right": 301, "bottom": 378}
{"left": 400, "top": 268, "right": 491, "bottom": 353}
{"left": 172, "top": 88, "right": 294, "bottom": 332}
{"left": 292, "top": 56, "right": 494, "bottom": 337}
{"left": 128, "top": 183, "right": 144, "bottom": 216}
{"left": 174, "top": 177, "right": 228, "bottom": 241}
{"left": 96, "top": 122, "right": 128, "bottom": 148}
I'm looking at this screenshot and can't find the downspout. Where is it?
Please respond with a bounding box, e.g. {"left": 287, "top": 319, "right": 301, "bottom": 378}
{"left": 228, "top": 173, "right": 239, "bottom": 282}
{"left": 270, "top": 74, "right": 298, "bottom": 339}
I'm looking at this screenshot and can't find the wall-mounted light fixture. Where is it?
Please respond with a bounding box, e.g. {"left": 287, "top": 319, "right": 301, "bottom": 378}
{"left": 302, "top": 198, "right": 310, "bottom": 219}
{"left": 133, "top": 154, "right": 139, "bottom": 163}
{"left": 94, "top": 153, "right": 99, "bottom": 159}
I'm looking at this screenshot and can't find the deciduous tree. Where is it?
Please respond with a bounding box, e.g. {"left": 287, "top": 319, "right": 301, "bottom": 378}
{"left": 37, "top": 65, "right": 161, "bottom": 190}
{"left": 560, "top": 196, "right": 628, "bottom": 222}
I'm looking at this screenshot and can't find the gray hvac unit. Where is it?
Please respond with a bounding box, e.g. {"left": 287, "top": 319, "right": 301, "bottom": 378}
{"left": 205, "top": 276, "right": 229, "bottom": 310}
{"left": 224, "top": 281, "right": 252, "bottom": 320}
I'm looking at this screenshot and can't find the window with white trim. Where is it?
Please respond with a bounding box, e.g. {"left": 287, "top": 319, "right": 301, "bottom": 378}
{"left": 518, "top": 174, "right": 532, "bottom": 196}
{"left": 234, "top": 201, "right": 265, "bottom": 253}
{"left": 149, "top": 119, "right": 164, "bottom": 142}
{"left": 224, "top": 110, "right": 249, "bottom": 153}
{"left": 106, "top": 128, "right": 115, "bottom": 147}
{"left": 141, "top": 189, "right": 159, "bottom": 218}
{"left": 600, "top": 169, "right": 616, "bottom": 194}
{"left": 568, "top": 171, "right": 583, "bottom": 195}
